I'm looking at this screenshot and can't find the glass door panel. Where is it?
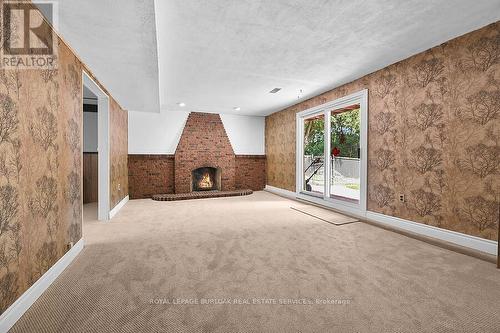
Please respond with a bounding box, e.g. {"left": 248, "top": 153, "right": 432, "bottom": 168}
{"left": 303, "top": 114, "right": 325, "bottom": 195}
{"left": 329, "top": 104, "right": 360, "bottom": 203}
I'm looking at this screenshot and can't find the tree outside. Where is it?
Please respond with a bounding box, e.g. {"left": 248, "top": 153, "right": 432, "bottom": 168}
{"left": 304, "top": 109, "right": 360, "bottom": 158}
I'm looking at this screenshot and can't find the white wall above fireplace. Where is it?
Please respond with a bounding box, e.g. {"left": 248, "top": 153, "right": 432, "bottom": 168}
{"left": 219, "top": 114, "right": 265, "bottom": 155}
{"left": 128, "top": 111, "right": 265, "bottom": 155}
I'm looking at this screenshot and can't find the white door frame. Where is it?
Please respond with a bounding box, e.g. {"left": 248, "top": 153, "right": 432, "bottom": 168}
{"left": 295, "top": 89, "right": 368, "bottom": 218}
{"left": 83, "top": 71, "right": 110, "bottom": 221}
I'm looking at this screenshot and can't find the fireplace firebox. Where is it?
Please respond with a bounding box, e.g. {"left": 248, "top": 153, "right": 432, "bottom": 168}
{"left": 191, "top": 167, "right": 221, "bottom": 191}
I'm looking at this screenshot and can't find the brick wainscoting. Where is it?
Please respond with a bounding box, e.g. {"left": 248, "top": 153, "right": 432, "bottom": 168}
{"left": 235, "top": 155, "right": 266, "bottom": 191}
{"left": 128, "top": 112, "right": 266, "bottom": 199}
{"left": 128, "top": 155, "right": 266, "bottom": 199}
{"left": 128, "top": 154, "right": 175, "bottom": 199}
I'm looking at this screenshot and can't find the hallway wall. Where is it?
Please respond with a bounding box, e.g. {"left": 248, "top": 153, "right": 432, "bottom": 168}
{"left": 110, "top": 99, "right": 129, "bottom": 208}
{"left": 0, "top": 1, "right": 128, "bottom": 314}
{"left": 0, "top": 40, "right": 83, "bottom": 314}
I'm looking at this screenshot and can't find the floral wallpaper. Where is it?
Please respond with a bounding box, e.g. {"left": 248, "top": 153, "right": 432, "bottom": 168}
{"left": 0, "top": 1, "right": 128, "bottom": 313}
{"left": 265, "top": 109, "right": 297, "bottom": 191}
{"left": 110, "top": 99, "right": 128, "bottom": 208}
{"left": 266, "top": 22, "right": 499, "bottom": 241}
{"left": 0, "top": 40, "right": 83, "bottom": 313}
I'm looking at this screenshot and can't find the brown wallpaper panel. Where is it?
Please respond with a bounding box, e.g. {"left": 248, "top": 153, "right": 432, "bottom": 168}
{"left": 110, "top": 99, "right": 129, "bottom": 208}
{"left": 266, "top": 22, "right": 499, "bottom": 241}
{"left": 83, "top": 153, "right": 98, "bottom": 204}
{"left": 0, "top": 41, "right": 83, "bottom": 313}
{"left": 0, "top": 1, "right": 128, "bottom": 313}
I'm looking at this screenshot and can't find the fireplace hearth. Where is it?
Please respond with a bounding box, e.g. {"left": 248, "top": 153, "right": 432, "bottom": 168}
{"left": 191, "top": 167, "right": 221, "bottom": 192}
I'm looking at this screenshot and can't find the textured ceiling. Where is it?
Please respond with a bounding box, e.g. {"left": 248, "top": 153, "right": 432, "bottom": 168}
{"left": 53, "top": 0, "right": 159, "bottom": 112}
{"left": 51, "top": 0, "right": 500, "bottom": 116}
{"left": 157, "top": 0, "right": 500, "bottom": 116}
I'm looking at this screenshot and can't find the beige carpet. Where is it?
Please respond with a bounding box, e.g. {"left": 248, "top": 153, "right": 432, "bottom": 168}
{"left": 291, "top": 204, "right": 358, "bottom": 225}
{"left": 10, "top": 191, "right": 500, "bottom": 333}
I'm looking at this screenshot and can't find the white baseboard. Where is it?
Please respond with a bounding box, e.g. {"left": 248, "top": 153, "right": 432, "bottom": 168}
{"left": 264, "top": 185, "right": 296, "bottom": 199}
{"left": 0, "top": 238, "right": 84, "bottom": 333}
{"left": 366, "top": 211, "right": 498, "bottom": 256}
{"left": 109, "top": 195, "right": 129, "bottom": 219}
{"left": 296, "top": 192, "right": 367, "bottom": 220}
{"left": 265, "top": 186, "right": 497, "bottom": 256}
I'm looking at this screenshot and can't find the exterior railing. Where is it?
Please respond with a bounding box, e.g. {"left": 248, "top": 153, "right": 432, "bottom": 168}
{"left": 304, "top": 156, "right": 360, "bottom": 178}
{"left": 331, "top": 157, "right": 360, "bottom": 178}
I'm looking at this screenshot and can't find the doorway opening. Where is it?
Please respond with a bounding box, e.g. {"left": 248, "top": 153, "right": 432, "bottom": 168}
{"left": 83, "top": 86, "right": 99, "bottom": 221}
{"left": 83, "top": 72, "right": 110, "bottom": 222}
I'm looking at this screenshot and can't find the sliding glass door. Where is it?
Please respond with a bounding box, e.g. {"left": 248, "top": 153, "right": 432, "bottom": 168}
{"left": 296, "top": 90, "right": 367, "bottom": 213}
{"left": 330, "top": 104, "right": 360, "bottom": 203}
{"left": 302, "top": 114, "right": 325, "bottom": 196}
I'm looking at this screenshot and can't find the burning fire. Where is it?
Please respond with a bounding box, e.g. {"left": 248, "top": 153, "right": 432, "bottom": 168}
{"left": 198, "top": 172, "right": 213, "bottom": 189}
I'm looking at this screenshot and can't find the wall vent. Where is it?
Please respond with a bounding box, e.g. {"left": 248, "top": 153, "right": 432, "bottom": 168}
{"left": 269, "top": 88, "right": 281, "bottom": 93}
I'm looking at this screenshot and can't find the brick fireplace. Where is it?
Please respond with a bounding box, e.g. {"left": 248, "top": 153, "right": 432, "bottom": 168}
{"left": 128, "top": 112, "right": 266, "bottom": 199}
{"left": 191, "top": 167, "right": 221, "bottom": 191}
{"left": 175, "top": 112, "right": 236, "bottom": 194}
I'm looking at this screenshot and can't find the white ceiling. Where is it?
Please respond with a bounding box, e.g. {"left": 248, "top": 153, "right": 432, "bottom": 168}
{"left": 52, "top": 0, "right": 159, "bottom": 112}
{"left": 52, "top": 0, "right": 500, "bottom": 116}
{"left": 157, "top": 0, "right": 500, "bottom": 116}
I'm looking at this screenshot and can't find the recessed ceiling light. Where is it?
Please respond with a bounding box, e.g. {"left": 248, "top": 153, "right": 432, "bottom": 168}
{"left": 297, "top": 88, "right": 304, "bottom": 99}
{"left": 178, "top": 102, "right": 186, "bottom": 107}
{"left": 269, "top": 88, "right": 281, "bottom": 94}
{"left": 233, "top": 107, "right": 241, "bottom": 111}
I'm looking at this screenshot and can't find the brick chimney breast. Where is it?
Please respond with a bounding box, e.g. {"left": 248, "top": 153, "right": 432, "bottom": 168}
{"left": 174, "top": 112, "right": 236, "bottom": 193}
